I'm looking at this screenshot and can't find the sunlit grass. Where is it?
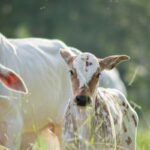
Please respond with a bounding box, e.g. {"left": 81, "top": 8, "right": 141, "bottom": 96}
{"left": 128, "top": 67, "right": 139, "bottom": 86}
{"left": 137, "top": 128, "right": 150, "bottom": 150}
{"left": 32, "top": 107, "right": 149, "bottom": 150}
{"left": 33, "top": 137, "right": 49, "bottom": 150}
{"left": 31, "top": 126, "right": 150, "bottom": 150}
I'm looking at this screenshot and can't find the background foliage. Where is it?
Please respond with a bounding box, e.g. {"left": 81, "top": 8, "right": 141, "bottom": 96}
{"left": 0, "top": 0, "right": 149, "bottom": 148}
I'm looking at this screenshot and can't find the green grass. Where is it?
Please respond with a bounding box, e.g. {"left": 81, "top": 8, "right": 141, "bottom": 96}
{"left": 137, "top": 128, "right": 150, "bottom": 150}
{"left": 33, "top": 137, "right": 49, "bottom": 150}
{"left": 32, "top": 127, "right": 150, "bottom": 150}
{"left": 31, "top": 125, "right": 150, "bottom": 150}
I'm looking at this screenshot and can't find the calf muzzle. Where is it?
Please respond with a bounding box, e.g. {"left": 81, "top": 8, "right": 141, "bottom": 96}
{"left": 75, "top": 95, "right": 91, "bottom": 106}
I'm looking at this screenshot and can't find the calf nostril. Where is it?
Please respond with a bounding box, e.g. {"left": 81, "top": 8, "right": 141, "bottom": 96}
{"left": 75, "top": 96, "right": 91, "bottom": 106}
{"left": 76, "top": 96, "right": 81, "bottom": 102}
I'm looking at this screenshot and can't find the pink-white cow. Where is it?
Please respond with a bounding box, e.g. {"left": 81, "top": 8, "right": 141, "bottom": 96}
{"left": 0, "top": 64, "right": 27, "bottom": 150}
{"left": 0, "top": 33, "right": 73, "bottom": 150}
{"left": 61, "top": 49, "right": 138, "bottom": 150}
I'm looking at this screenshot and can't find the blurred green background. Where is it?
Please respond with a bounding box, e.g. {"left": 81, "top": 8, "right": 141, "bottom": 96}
{"left": 0, "top": 0, "right": 149, "bottom": 149}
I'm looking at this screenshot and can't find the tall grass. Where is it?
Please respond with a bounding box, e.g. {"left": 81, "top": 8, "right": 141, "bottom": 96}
{"left": 137, "top": 128, "right": 150, "bottom": 150}
{"left": 32, "top": 126, "right": 149, "bottom": 150}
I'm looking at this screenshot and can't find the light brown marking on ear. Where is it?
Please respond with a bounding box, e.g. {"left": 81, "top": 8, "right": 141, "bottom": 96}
{"left": 60, "top": 48, "right": 76, "bottom": 66}
{"left": 99, "top": 55, "right": 130, "bottom": 71}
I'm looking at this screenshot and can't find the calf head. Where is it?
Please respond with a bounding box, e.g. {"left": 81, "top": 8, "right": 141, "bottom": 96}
{"left": 0, "top": 64, "right": 28, "bottom": 94}
{"left": 60, "top": 49, "right": 130, "bottom": 106}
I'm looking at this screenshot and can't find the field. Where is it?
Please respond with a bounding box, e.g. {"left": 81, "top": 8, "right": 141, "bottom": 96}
{"left": 137, "top": 128, "right": 150, "bottom": 150}
{"left": 32, "top": 126, "right": 150, "bottom": 150}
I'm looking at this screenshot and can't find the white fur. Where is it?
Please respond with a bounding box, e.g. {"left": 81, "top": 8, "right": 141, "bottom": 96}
{"left": 0, "top": 33, "right": 73, "bottom": 149}
{"left": 73, "top": 53, "right": 99, "bottom": 88}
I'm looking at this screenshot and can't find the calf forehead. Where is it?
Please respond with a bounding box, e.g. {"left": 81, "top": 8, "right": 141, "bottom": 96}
{"left": 73, "top": 53, "right": 99, "bottom": 87}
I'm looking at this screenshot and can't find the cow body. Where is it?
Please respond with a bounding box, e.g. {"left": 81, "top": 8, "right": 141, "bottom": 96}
{"left": 0, "top": 34, "right": 73, "bottom": 149}
{"left": 0, "top": 64, "right": 28, "bottom": 150}
{"left": 60, "top": 49, "right": 138, "bottom": 150}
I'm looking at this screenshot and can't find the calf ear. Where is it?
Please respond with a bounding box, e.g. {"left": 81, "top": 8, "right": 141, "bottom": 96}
{"left": 60, "top": 48, "right": 76, "bottom": 66}
{"left": 0, "top": 66, "right": 28, "bottom": 94}
{"left": 99, "top": 55, "right": 130, "bottom": 71}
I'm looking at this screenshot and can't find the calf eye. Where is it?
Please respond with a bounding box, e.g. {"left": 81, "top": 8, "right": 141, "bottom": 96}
{"left": 69, "top": 70, "right": 74, "bottom": 76}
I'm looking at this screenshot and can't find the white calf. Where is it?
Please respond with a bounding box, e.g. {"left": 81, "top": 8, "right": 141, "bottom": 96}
{"left": 0, "top": 34, "right": 73, "bottom": 149}
{"left": 61, "top": 49, "right": 138, "bottom": 150}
